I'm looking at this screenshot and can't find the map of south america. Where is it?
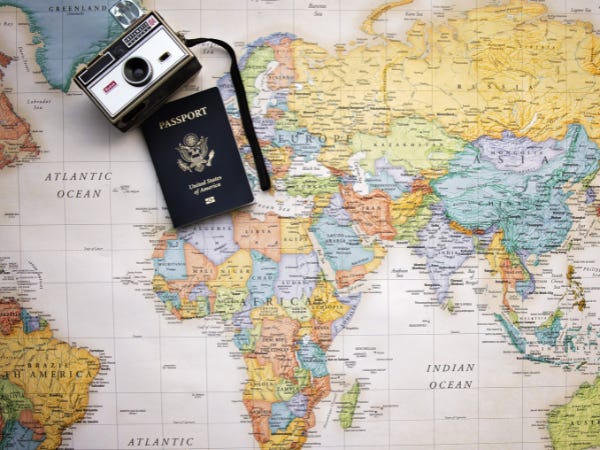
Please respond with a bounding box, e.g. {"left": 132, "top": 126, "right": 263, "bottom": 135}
{"left": 0, "top": 294, "right": 100, "bottom": 449}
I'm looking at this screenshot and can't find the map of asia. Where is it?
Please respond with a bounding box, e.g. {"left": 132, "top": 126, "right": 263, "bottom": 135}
{"left": 0, "top": 0, "right": 600, "bottom": 449}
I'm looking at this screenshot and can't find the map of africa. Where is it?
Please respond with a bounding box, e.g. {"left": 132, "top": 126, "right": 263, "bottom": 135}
{"left": 1, "top": 0, "right": 600, "bottom": 449}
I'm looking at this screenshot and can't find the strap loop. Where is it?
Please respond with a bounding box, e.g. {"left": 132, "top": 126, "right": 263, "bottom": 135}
{"left": 185, "top": 37, "right": 271, "bottom": 191}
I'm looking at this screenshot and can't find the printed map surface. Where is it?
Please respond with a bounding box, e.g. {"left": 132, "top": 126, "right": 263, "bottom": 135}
{"left": 0, "top": 0, "right": 600, "bottom": 449}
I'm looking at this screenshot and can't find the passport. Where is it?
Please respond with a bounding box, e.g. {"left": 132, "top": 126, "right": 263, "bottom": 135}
{"left": 141, "top": 87, "right": 254, "bottom": 227}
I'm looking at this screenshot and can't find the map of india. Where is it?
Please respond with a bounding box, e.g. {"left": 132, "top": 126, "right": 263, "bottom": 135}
{"left": 0, "top": 0, "right": 600, "bottom": 448}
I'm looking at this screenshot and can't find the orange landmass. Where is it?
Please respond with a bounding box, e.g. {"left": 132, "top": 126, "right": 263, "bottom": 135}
{"left": 0, "top": 52, "right": 10, "bottom": 68}
{"left": 267, "top": 38, "right": 296, "bottom": 91}
{"left": 411, "top": 178, "right": 433, "bottom": 194}
{"left": 449, "top": 221, "right": 485, "bottom": 236}
{"left": 0, "top": 93, "right": 39, "bottom": 169}
{"left": 0, "top": 52, "right": 11, "bottom": 81}
{"left": 339, "top": 185, "right": 396, "bottom": 240}
{"left": 265, "top": 108, "right": 286, "bottom": 121}
{"left": 0, "top": 299, "right": 22, "bottom": 335}
{"left": 336, "top": 264, "right": 367, "bottom": 289}
{"left": 19, "top": 409, "right": 45, "bottom": 441}
{"left": 243, "top": 399, "right": 272, "bottom": 444}
{"left": 499, "top": 257, "right": 526, "bottom": 310}
{"left": 302, "top": 375, "right": 330, "bottom": 429}
{"left": 233, "top": 211, "right": 282, "bottom": 262}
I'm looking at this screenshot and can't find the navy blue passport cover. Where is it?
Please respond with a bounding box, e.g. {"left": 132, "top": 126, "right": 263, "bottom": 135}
{"left": 142, "top": 87, "right": 254, "bottom": 227}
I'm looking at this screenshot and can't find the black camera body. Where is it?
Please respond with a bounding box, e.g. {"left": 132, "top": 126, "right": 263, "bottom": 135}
{"left": 74, "top": 10, "right": 201, "bottom": 131}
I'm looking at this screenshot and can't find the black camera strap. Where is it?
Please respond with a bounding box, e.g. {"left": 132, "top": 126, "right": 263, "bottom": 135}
{"left": 184, "top": 37, "right": 271, "bottom": 191}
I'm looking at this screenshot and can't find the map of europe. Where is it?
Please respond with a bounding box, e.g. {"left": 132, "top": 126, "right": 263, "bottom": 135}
{"left": 0, "top": 0, "right": 600, "bottom": 449}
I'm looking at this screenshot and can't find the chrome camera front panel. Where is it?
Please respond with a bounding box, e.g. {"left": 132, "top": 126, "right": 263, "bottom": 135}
{"left": 74, "top": 11, "right": 201, "bottom": 131}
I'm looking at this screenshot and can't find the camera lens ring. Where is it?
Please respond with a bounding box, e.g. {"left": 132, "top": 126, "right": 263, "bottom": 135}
{"left": 122, "top": 56, "right": 152, "bottom": 86}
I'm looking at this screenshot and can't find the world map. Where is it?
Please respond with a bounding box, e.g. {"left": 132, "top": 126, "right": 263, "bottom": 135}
{"left": 0, "top": 0, "right": 600, "bottom": 449}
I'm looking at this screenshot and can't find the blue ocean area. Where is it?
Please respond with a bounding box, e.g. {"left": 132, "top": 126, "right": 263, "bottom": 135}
{"left": 1, "top": 0, "right": 120, "bottom": 91}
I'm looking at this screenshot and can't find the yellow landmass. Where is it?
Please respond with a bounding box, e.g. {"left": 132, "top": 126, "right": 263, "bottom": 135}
{"left": 363, "top": 242, "right": 387, "bottom": 274}
{"left": 309, "top": 279, "right": 350, "bottom": 323}
{"left": 548, "top": 377, "right": 600, "bottom": 450}
{"left": 263, "top": 418, "right": 308, "bottom": 450}
{"left": 243, "top": 358, "right": 280, "bottom": 403}
{"left": 206, "top": 249, "right": 252, "bottom": 291}
{"left": 152, "top": 274, "right": 168, "bottom": 292}
{"left": 390, "top": 190, "right": 423, "bottom": 226}
{"left": 353, "top": 117, "right": 465, "bottom": 175}
{"left": 312, "top": 193, "right": 335, "bottom": 217}
{"left": 0, "top": 323, "right": 99, "bottom": 450}
{"left": 281, "top": 217, "right": 313, "bottom": 254}
{"left": 289, "top": 0, "right": 600, "bottom": 173}
{"left": 361, "top": 0, "right": 414, "bottom": 36}
{"left": 250, "top": 300, "right": 289, "bottom": 322}
{"left": 485, "top": 231, "right": 507, "bottom": 275}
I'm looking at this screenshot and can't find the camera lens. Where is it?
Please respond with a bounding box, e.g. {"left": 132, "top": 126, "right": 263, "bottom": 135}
{"left": 123, "top": 57, "right": 152, "bottom": 86}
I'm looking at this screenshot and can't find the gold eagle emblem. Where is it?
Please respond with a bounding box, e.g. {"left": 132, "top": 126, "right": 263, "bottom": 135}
{"left": 176, "top": 133, "right": 215, "bottom": 173}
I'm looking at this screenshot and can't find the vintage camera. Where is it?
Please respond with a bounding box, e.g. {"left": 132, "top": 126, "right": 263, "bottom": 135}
{"left": 74, "top": 1, "right": 201, "bottom": 131}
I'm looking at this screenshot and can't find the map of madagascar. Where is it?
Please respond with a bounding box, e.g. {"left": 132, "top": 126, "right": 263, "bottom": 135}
{"left": 151, "top": 1, "right": 600, "bottom": 449}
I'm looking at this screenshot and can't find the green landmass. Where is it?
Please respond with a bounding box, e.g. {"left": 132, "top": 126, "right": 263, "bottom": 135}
{"left": 548, "top": 376, "right": 600, "bottom": 450}
{"left": 339, "top": 380, "right": 360, "bottom": 430}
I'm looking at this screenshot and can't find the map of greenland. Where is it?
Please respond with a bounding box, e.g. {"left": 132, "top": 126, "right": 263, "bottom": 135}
{"left": 0, "top": 0, "right": 119, "bottom": 91}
